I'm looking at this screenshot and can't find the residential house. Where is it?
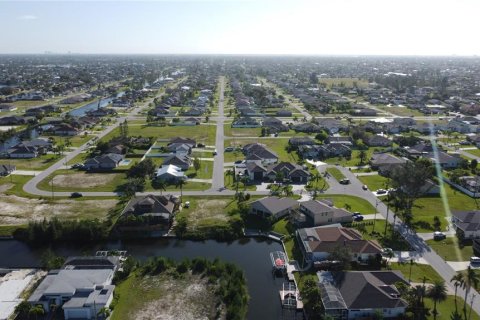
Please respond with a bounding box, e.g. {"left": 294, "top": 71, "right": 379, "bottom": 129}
{"left": 249, "top": 196, "right": 299, "bottom": 219}
{"left": 365, "top": 135, "right": 392, "bottom": 147}
{"left": 0, "top": 104, "right": 17, "bottom": 112}
{"left": 155, "top": 164, "right": 186, "bottom": 182}
{"left": 296, "top": 226, "right": 383, "bottom": 263}
{"left": 317, "top": 271, "right": 408, "bottom": 319}
{"left": 169, "top": 137, "right": 196, "bottom": 148}
{"left": 350, "top": 107, "right": 378, "bottom": 117}
{"left": 52, "top": 123, "right": 80, "bottom": 136}
{"left": 316, "top": 118, "right": 347, "bottom": 134}
{"left": 370, "top": 153, "right": 407, "bottom": 175}
{"left": 276, "top": 109, "right": 292, "bottom": 117}
{"left": 84, "top": 153, "right": 124, "bottom": 170}
{"left": 264, "top": 162, "right": 311, "bottom": 184}
{"left": 288, "top": 137, "right": 315, "bottom": 148}
{"left": 8, "top": 145, "right": 38, "bottom": 159}
{"left": 28, "top": 269, "right": 115, "bottom": 320}
{"left": 162, "top": 154, "right": 191, "bottom": 170}
{"left": 63, "top": 256, "right": 121, "bottom": 271}
{"left": 451, "top": 210, "right": 480, "bottom": 239}
{"left": 0, "top": 164, "right": 15, "bottom": 176}
{"left": 293, "top": 122, "right": 321, "bottom": 133}
{"left": 167, "top": 143, "right": 192, "bottom": 156}
{"left": 297, "top": 200, "right": 353, "bottom": 227}
{"left": 232, "top": 117, "right": 261, "bottom": 128}
{"left": 121, "top": 194, "right": 180, "bottom": 227}
{"left": 262, "top": 117, "right": 289, "bottom": 133}
{"left": 243, "top": 143, "right": 278, "bottom": 165}
{"left": 0, "top": 116, "right": 27, "bottom": 125}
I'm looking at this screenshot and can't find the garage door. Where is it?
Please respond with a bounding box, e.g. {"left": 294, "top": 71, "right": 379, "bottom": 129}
{"left": 65, "top": 308, "right": 89, "bottom": 319}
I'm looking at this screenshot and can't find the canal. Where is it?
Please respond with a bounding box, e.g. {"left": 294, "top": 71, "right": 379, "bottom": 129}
{"left": 0, "top": 238, "right": 300, "bottom": 320}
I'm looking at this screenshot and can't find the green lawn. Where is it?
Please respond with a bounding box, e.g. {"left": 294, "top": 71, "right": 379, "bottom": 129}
{"left": 316, "top": 194, "right": 376, "bottom": 214}
{"left": 389, "top": 262, "right": 443, "bottom": 283}
{"left": 424, "top": 295, "right": 480, "bottom": 320}
{"left": 326, "top": 167, "right": 346, "bottom": 181}
{"left": 358, "top": 174, "right": 389, "bottom": 191}
{"left": 324, "top": 148, "right": 384, "bottom": 167}
{"left": 42, "top": 134, "right": 94, "bottom": 148}
{"left": 375, "top": 105, "right": 424, "bottom": 117}
{"left": 223, "top": 172, "right": 256, "bottom": 191}
{"left": 184, "top": 161, "right": 213, "bottom": 179}
{"left": 426, "top": 237, "right": 473, "bottom": 262}
{"left": 147, "top": 180, "right": 210, "bottom": 192}
{"left": 6, "top": 154, "right": 60, "bottom": 170}
{"left": 410, "top": 183, "right": 480, "bottom": 232}
{"left": 101, "top": 123, "right": 217, "bottom": 146}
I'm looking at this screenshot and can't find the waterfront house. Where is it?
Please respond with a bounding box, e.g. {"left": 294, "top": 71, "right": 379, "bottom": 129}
{"left": 121, "top": 194, "right": 180, "bottom": 228}
{"left": 296, "top": 226, "right": 383, "bottom": 263}
{"left": 249, "top": 196, "right": 299, "bottom": 219}
{"left": 28, "top": 269, "right": 115, "bottom": 320}
{"left": 317, "top": 270, "right": 408, "bottom": 319}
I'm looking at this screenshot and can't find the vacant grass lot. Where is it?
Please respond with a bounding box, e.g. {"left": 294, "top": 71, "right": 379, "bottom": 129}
{"left": 6, "top": 154, "right": 60, "bottom": 170}
{"left": 37, "top": 170, "right": 127, "bottom": 192}
{"left": 374, "top": 105, "right": 424, "bottom": 117}
{"left": 42, "top": 134, "right": 94, "bottom": 148}
{"left": 411, "top": 183, "right": 479, "bottom": 232}
{"left": 224, "top": 124, "right": 261, "bottom": 137}
{"left": 426, "top": 237, "right": 473, "bottom": 262}
{"left": 463, "top": 148, "right": 480, "bottom": 158}
{"left": 358, "top": 174, "right": 389, "bottom": 191}
{"left": 316, "top": 194, "right": 376, "bottom": 214}
{"left": 102, "top": 123, "right": 217, "bottom": 145}
{"left": 324, "top": 148, "right": 383, "bottom": 167}
{"left": 184, "top": 160, "right": 213, "bottom": 179}
{"left": 424, "top": 295, "right": 480, "bottom": 320}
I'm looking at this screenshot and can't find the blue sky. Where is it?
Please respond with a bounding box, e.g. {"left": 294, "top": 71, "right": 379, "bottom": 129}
{"left": 0, "top": 0, "right": 479, "bottom": 55}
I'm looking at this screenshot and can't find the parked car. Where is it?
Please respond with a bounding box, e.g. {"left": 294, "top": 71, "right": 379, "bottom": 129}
{"left": 470, "top": 257, "right": 480, "bottom": 264}
{"left": 362, "top": 185, "right": 368, "bottom": 190}
{"left": 213, "top": 149, "right": 217, "bottom": 155}
{"left": 339, "top": 178, "right": 350, "bottom": 185}
{"left": 225, "top": 147, "right": 234, "bottom": 152}
{"left": 197, "top": 143, "right": 205, "bottom": 148}
{"left": 352, "top": 212, "right": 361, "bottom": 216}
{"left": 433, "top": 231, "right": 446, "bottom": 240}
{"left": 353, "top": 215, "right": 364, "bottom": 222}
{"left": 70, "top": 192, "right": 83, "bottom": 198}
{"left": 376, "top": 189, "right": 387, "bottom": 195}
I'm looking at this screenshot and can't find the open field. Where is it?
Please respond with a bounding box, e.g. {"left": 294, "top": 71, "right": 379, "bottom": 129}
{"left": 111, "top": 272, "right": 222, "bottom": 320}
{"left": 319, "top": 77, "right": 369, "bottom": 88}
{"left": 426, "top": 237, "right": 473, "bottom": 262}
{"left": 101, "top": 123, "right": 217, "bottom": 146}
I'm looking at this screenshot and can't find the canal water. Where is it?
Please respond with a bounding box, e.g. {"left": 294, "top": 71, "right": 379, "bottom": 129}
{"left": 68, "top": 91, "right": 125, "bottom": 117}
{"left": 0, "top": 238, "right": 298, "bottom": 320}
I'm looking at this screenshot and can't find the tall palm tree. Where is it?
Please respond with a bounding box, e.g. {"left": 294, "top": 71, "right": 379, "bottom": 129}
{"left": 462, "top": 266, "right": 480, "bottom": 320}
{"left": 312, "top": 172, "right": 321, "bottom": 193}
{"left": 175, "top": 179, "right": 187, "bottom": 200}
{"left": 226, "top": 169, "right": 234, "bottom": 185}
{"left": 451, "top": 273, "right": 464, "bottom": 313}
{"left": 241, "top": 176, "right": 249, "bottom": 191}
{"left": 282, "top": 184, "right": 293, "bottom": 197}
{"left": 427, "top": 280, "right": 447, "bottom": 319}
{"left": 154, "top": 179, "right": 167, "bottom": 195}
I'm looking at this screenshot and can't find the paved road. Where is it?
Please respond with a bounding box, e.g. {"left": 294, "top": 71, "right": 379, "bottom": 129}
{"left": 319, "top": 164, "right": 480, "bottom": 314}
{"left": 210, "top": 76, "right": 226, "bottom": 191}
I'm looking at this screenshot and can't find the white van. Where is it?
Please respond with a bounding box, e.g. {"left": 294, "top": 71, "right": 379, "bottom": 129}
{"left": 470, "top": 257, "right": 480, "bottom": 264}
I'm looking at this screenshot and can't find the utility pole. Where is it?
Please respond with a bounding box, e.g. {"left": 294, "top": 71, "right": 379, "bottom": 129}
{"left": 372, "top": 200, "right": 378, "bottom": 233}
{"left": 51, "top": 176, "right": 54, "bottom": 200}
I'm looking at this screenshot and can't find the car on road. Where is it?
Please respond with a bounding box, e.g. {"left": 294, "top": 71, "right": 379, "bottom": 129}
{"left": 433, "top": 231, "right": 446, "bottom": 240}
{"left": 353, "top": 215, "right": 364, "bottom": 222}
{"left": 339, "top": 178, "right": 350, "bottom": 185}
{"left": 213, "top": 149, "right": 217, "bottom": 155}
{"left": 70, "top": 192, "right": 83, "bottom": 198}
{"left": 362, "top": 185, "right": 368, "bottom": 190}
{"left": 376, "top": 189, "right": 387, "bottom": 195}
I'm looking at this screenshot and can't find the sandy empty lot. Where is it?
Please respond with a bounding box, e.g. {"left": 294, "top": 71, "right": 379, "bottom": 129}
{"left": 187, "top": 199, "right": 231, "bottom": 230}
{"left": 49, "top": 172, "right": 119, "bottom": 188}
{"left": 0, "top": 193, "right": 117, "bottom": 225}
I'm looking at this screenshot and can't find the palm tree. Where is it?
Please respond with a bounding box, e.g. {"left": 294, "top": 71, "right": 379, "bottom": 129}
{"left": 153, "top": 179, "right": 167, "bottom": 195}
{"left": 29, "top": 305, "right": 44, "bottom": 320}
{"left": 427, "top": 280, "right": 447, "bottom": 319}
{"left": 175, "top": 179, "right": 187, "bottom": 200}
{"left": 312, "top": 172, "right": 321, "bottom": 194}
{"left": 462, "top": 266, "right": 480, "bottom": 320}
{"left": 282, "top": 184, "right": 293, "bottom": 197}
{"left": 451, "top": 273, "right": 464, "bottom": 313}
{"left": 240, "top": 176, "right": 249, "bottom": 191}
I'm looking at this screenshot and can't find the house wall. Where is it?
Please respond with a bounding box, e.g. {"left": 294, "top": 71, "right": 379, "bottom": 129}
{"left": 348, "top": 306, "right": 406, "bottom": 319}
{"left": 9, "top": 153, "right": 37, "bottom": 159}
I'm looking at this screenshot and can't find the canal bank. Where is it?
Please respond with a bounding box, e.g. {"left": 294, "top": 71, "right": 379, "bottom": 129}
{"left": 0, "top": 237, "right": 293, "bottom": 320}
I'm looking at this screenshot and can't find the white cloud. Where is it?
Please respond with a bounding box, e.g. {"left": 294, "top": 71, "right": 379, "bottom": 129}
{"left": 18, "top": 15, "right": 38, "bottom": 20}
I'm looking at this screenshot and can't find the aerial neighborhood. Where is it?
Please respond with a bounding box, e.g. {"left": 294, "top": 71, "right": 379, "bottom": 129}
{"left": 2, "top": 55, "right": 480, "bottom": 320}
